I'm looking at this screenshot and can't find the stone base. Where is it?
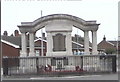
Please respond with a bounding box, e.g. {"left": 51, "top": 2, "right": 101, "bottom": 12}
{"left": 18, "top": 67, "right": 37, "bottom": 74}
{"left": 46, "top": 52, "right": 73, "bottom": 56}
{"left": 19, "top": 58, "right": 37, "bottom": 74}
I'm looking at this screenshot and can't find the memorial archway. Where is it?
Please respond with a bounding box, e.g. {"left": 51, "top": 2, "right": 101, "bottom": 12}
{"left": 18, "top": 14, "right": 100, "bottom": 57}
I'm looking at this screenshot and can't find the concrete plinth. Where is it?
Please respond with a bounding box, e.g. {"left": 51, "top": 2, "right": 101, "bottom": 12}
{"left": 19, "top": 58, "right": 37, "bottom": 74}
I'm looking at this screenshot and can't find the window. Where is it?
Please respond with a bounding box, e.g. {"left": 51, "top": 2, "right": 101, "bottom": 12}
{"left": 35, "top": 50, "right": 40, "bottom": 56}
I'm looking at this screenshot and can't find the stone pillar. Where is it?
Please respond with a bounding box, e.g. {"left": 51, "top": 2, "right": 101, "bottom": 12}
{"left": 20, "top": 32, "right": 27, "bottom": 57}
{"left": 92, "top": 31, "right": 98, "bottom": 55}
{"left": 66, "top": 32, "right": 72, "bottom": 55}
{"left": 29, "top": 32, "right": 35, "bottom": 56}
{"left": 46, "top": 32, "right": 53, "bottom": 56}
{"left": 84, "top": 30, "right": 90, "bottom": 55}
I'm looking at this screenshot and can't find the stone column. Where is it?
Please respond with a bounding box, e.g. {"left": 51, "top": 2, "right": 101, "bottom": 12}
{"left": 66, "top": 32, "right": 72, "bottom": 55}
{"left": 20, "top": 32, "right": 27, "bottom": 57}
{"left": 46, "top": 32, "right": 53, "bottom": 56}
{"left": 84, "top": 30, "right": 90, "bottom": 55}
{"left": 92, "top": 31, "right": 98, "bottom": 55}
{"left": 29, "top": 32, "right": 35, "bottom": 56}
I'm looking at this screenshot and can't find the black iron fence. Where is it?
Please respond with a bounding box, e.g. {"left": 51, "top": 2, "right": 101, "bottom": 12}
{"left": 2, "top": 55, "right": 117, "bottom": 76}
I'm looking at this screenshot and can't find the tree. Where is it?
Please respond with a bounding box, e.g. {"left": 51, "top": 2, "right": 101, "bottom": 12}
{"left": 105, "top": 48, "right": 116, "bottom": 54}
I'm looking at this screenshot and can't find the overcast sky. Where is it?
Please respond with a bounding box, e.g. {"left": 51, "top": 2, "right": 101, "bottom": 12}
{"left": 1, "top": 0, "right": 119, "bottom": 43}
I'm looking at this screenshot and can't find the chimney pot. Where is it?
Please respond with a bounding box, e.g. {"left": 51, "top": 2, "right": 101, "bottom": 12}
{"left": 3, "top": 31, "right": 8, "bottom": 36}
{"left": 14, "top": 30, "right": 19, "bottom": 36}
{"left": 42, "top": 33, "right": 45, "bottom": 38}
{"left": 103, "top": 35, "right": 106, "bottom": 41}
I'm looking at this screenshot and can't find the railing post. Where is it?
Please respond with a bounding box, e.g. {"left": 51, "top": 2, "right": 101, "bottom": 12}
{"left": 3, "top": 58, "right": 8, "bottom": 76}
{"left": 112, "top": 55, "right": 116, "bottom": 73}
{"left": 81, "top": 56, "right": 83, "bottom": 70}
{"left": 36, "top": 57, "right": 39, "bottom": 74}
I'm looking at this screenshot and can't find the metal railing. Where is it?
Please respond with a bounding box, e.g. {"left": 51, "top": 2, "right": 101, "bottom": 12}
{"left": 2, "top": 55, "right": 116, "bottom": 76}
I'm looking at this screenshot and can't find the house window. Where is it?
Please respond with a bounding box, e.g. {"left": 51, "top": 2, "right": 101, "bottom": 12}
{"left": 53, "top": 33, "right": 66, "bottom": 51}
{"left": 35, "top": 50, "right": 40, "bottom": 56}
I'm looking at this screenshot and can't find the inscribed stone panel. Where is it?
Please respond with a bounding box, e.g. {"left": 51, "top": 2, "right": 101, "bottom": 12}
{"left": 53, "top": 33, "right": 66, "bottom": 51}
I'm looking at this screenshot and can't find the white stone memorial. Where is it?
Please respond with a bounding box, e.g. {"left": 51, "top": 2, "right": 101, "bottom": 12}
{"left": 18, "top": 14, "right": 100, "bottom": 72}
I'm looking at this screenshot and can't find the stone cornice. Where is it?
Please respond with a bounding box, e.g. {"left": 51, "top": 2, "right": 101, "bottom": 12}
{"left": 18, "top": 14, "right": 100, "bottom": 26}
{"left": 18, "top": 14, "right": 100, "bottom": 32}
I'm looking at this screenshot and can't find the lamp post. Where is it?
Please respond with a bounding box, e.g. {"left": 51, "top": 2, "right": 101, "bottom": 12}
{"left": 77, "top": 28, "right": 79, "bottom": 55}
{"left": 118, "top": 36, "right": 120, "bottom": 55}
{"left": 41, "top": 10, "right": 44, "bottom": 56}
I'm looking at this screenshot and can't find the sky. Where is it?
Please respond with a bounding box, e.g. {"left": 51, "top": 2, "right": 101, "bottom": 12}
{"left": 1, "top": 0, "right": 119, "bottom": 43}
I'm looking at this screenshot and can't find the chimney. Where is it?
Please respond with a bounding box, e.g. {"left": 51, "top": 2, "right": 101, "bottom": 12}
{"left": 14, "top": 30, "right": 19, "bottom": 36}
{"left": 75, "top": 34, "right": 77, "bottom": 37}
{"left": 3, "top": 31, "right": 8, "bottom": 36}
{"left": 42, "top": 33, "right": 45, "bottom": 39}
{"left": 75, "top": 34, "right": 78, "bottom": 42}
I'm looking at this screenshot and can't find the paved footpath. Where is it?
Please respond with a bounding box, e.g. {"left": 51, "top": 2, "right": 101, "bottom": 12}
{"left": 2, "top": 73, "right": 119, "bottom": 80}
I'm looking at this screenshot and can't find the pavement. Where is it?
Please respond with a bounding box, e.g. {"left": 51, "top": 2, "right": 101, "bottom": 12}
{"left": 30, "top": 73, "right": 118, "bottom": 80}
{"left": 1, "top": 73, "right": 119, "bottom": 80}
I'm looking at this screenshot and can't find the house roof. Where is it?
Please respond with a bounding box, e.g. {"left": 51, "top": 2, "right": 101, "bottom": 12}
{"left": 108, "top": 41, "right": 120, "bottom": 46}
{"left": 107, "top": 41, "right": 115, "bottom": 46}
{"left": 2, "top": 35, "right": 21, "bottom": 46}
{"left": 1, "top": 39, "right": 19, "bottom": 48}
{"left": 72, "top": 41, "right": 83, "bottom": 47}
{"left": 1, "top": 35, "right": 46, "bottom": 48}
{"left": 98, "top": 40, "right": 120, "bottom": 47}
{"left": 34, "top": 37, "right": 47, "bottom": 42}
{"left": 98, "top": 36, "right": 120, "bottom": 49}
{"left": 97, "top": 38, "right": 120, "bottom": 51}
{"left": 72, "top": 41, "right": 83, "bottom": 49}
{"left": 72, "top": 35, "right": 92, "bottom": 47}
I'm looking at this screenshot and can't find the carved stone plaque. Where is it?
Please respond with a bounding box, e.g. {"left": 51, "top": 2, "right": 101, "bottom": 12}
{"left": 53, "top": 33, "right": 66, "bottom": 51}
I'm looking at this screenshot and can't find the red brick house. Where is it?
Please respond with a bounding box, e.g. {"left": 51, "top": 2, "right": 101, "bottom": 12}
{"left": 1, "top": 38, "right": 20, "bottom": 57}
{"left": 98, "top": 36, "right": 119, "bottom": 54}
